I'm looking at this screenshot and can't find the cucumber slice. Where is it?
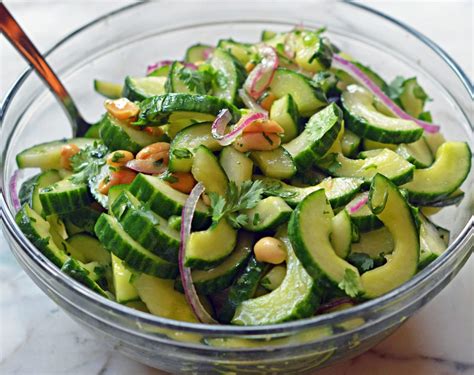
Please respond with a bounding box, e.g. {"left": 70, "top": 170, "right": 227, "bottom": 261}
{"left": 61, "top": 258, "right": 110, "bottom": 298}
{"left": 260, "top": 265, "right": 286, "bottom": 291}
{"left": 269, "top": 68, "right": 327, "bottom": 117}
{"left": 426, "top": 189, "right": 465, "bottom": 208}
{"left": 185, "top": 43, "right": 213, "bottom": 63}
{"left": 401, "top": 142, "right": 471, "bottom": 204}
{"left": 288, "top": 189, "right": 362, "bottom": 290}
{"left": 62, "top": 206, "right": 101, "bottom": 236}
{"left": 99, "top": 114, "right": 163, "bottom": 153}
{"left": 424, "top": 132, "right": 446, "bottom": 155}
{"left": 165, "top": 62, "right": 208, "bottom": 95}
{"left": 261, "top": 30, "right": 277, "bottom": 41}
{"left": 66, "top": 233, "right": 111, "bottom": 265}
{"left": 345, "top": 192, "right": 383, "bottom": 232}
{"left": 395, "top": 137, "right": 433, "bottom": 168}
{"left": 283, "top": 103, "right": 343, "bottom": 169}
{"left": 330, "top": 210, "right": 353, "bottom": 259}
{"left": 191, "top": 145, "right": 228, "bottom": 195}
{"left": 218, "top": 256, "right": 267, "bottom": 323}
{"left": 185, "top": 218, "right": 237, "bottom": 269}
{"left": 19, "top": 170, "right": 62, "bottom": 216}
{"left": 175, "top": 231, "right": 253, "bottom": 295}
{"left": 16, "top": 138, "right": 95, "bottom": 170}
{"left": 292, "top": 31, "right": 333, "bottom": 73}
{"left": 270, "top": 94, "right": 300, "bottom": 142}
{"left": 168, "top": 123, "right": 223, "bottom": 173}
{"left": 148, "top": 65, "right": 171, "bottom": 77}
{"left": 165, "top": 112, "right": 217, "bottom": 139}
{"left": 93, "top": 80, "right": 123, "bottom": 99}
{"left": 257, "top": 176, "right": 363, "bottom": 209}
{"left": 123, "top": 76, "right": 166, "bottom": 101}
{"left": 107, "top": 183, "right": 130, "bottom": 209}
{"left": 84, "top": 122, "right": 102, "bottom": 139}
{"left": 392, "top": 77, "right": 429, "bottom": 118}
{"left": 94, "top": 214, "right": 178, "bottom": 278}
{"left": 39, "top": 178, "right": 91, "bottom": 215}
{"left": 111, "top": 254, "right": 139, "bottom": 303}
{"left": 362, "top": 138, "right": 397, "bottom": 151}
{"left": 15, "top": 205, "right": 69, "bottom": 267}
{"left": 250, "top": 147, "right": 296, "bottom": 179}
{"left": 317, "top": 149, "right": 415, "bottom": 186}
{"left": 219, "top": 147, "right": 253, "bottom": 186}
{"left": 133, "top": 274, "right": 198, "bottom": 322}
{"left": 341, "top": 130, "right": 361, "bottom": 157}
{"left": 350, "top": 226, "right": 394, "bottom": 259}
{"left": 418, "top": 215, "right": 448, "bottom": 269}
{"left": 128, "top": 173, "right": 209, "bottom": 229}
{"left": 242, "top": 196, "right": 292, "bottom": 232}
{"left": 210, "top": 48, "right": 246, "bottom": 105}
{"left": 232, "top": 230, "right": 320, "bottom": 325}
{"left": 217, "top": 39, "right": 255, "bottom": 65}
{"left": 361, "top": 174, "right": 419, "bottom": 298}
{"left": 135, "top": 93, "right": 240, "bottom": 127}
{"left": 342, "top": 85, "right": 423, "bottom": 144}
{"left": 110, "top": 191, "right": 179, "bottom": 262}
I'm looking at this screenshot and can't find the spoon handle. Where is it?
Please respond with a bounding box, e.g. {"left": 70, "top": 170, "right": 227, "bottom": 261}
{"left": 0, "top": 4, "right": 88, "bottom": 135}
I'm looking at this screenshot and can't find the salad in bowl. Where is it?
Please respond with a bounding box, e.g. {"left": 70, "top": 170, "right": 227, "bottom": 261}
{"left": 12, "top": 27, "right": 471, "bottom": 327}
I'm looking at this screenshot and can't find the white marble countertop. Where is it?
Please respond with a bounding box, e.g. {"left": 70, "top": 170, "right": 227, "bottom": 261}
{"left": 0, "top": 1, "right": 472, "bottom": 374}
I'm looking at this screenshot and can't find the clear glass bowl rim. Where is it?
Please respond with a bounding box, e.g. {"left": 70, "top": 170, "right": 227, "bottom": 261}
{"left": 0, "top": 1, "right": 473, "bottom": 337}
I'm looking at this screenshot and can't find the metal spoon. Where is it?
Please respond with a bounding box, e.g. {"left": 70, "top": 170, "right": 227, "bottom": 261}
{"left": 0, "top": 3, "right": 90, "bottom": 136}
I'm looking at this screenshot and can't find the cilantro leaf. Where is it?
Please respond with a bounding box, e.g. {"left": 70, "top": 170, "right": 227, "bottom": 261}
{"left": 338, "top": 269, "right": 362, "bottom": 298}
{"left": 262, "top": 180, "right": 297, "bottom": 199}
{"left": 69, "top": 142, "right": 108, "bottom": 184}
{"left": 177, "top": 67, "right": 209, "bottom": 94}
{"left": 347, "top": 253, "right": 375, "bottom": 273}
{"left": 208, "top": 180, "right": 265, "bottom": 229}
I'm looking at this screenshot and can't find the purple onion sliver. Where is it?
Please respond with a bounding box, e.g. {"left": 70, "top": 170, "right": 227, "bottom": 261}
{"left": 332, "top": 55, "right": 440, "bottom": 134}
{"left": 243, "top": 44, "right": 279, "bottom": 99}
{"left": 179, "top": 183, "right": 218, "bottom": 324}
{"left": 125, "top": 159, "right": 166, "bottom": 175}
{"left": 9, "top": 170, "right": 22, "bottom": 211}
{"left": 146, "top": 60, "right": 174, "bottom": 74}
{"left": 348, "top": 194, "right": 369, "bottom": 214}
{"left": 211, "top": 109, "right": 233, "bottom": 143}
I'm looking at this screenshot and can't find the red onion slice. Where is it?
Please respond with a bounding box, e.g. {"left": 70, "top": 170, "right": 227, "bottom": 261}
{"left": 332, "top": 55, "right": 440, "bottom": 133}
{"left": 238, "top": 89, "right": 268, "bottom": 114}
{"left": 243, "top": 44, "right": 279, "bottom": 99}
{"left": 125, "top": 159, "right": 167, "bottom": 175}
{"left": 179, "top": 182, "right": 218, "bottom": 324}
{"left": 211, "top": 111, "right": 268, "bottom": 146}
{"left": 347, "top": 192, "right": 369, "bottom": 215}
{"left": 146, "top": 60, "right": 197, "bottom": 75}
{"left": 9, "top": 170, "right": 22, "bottom": 211}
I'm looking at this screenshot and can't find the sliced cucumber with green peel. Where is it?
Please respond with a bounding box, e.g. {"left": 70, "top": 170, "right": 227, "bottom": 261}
{"left": 317, "top": 148, "right": 415, "bottom": 186}
{"left": 250, "top": 147, "right": 296, "bottom": 179}
{"left": 270, "top": 94, "right": 300, "bottom": 142}
{"left": 210, "top": 48, "right": 246, "bottom": 105}
{"left": 112, "top": 253, "right": 140, "bottom": 303}
{"left": 219, "top": 256, "right": 267, "bottom": 323}
{"left": 134, "top": 274, "right": 198, "bottom": 322}
{"left": 330, "top": 210, "right": 353, "bottom": 259}
{"left": 16, "top": 138, "right": 96, "bottom": 170}
{"left": 94, "top": 214, "right": 178, "bottom": 278}
{"left": 94, "top": 80, "right": 123, "bottom": 99}
{"left": 185, "top": 218, "right": 237, "bottom": 269}
{"left": 345, "top": 193, "right": 383, "bottom": 232}
{"left": 168, "top": 123, "right": 223, "bottom": 173}
{"left": 361, "top": 174, "right": 419, "bottom": 298}
{"left": 107, "top": 184, "right": 130, "bottom": 209}
{"left": 341, "top": 130, "right": 361, "bottom": 157}
{"left": 232, "top": 230, "right": 320, "bottom": 325}
{"left": 283, "top": 103, "right": 342, "bottom": 169}
{"left": 165, "top": 62, "right": 208, "bottom": 95}
{"left": 61, "top": 258, "right": 110, "bottom": 298}
{"left": 269, "top": 68, "right": 327, "bottom": 117}
{"left": 350, "top": 226, "right": 394, "bottom": 259}
{"left": 123, "top": 76, "right": 166, "bottom": 101}
{"left": 396, "top": 137, "right": 433, "bottom": 168}
{"left": 418, "top": 215, "right": 448, "bottom": 269}
{"left": 362, "top": 138, "right": 396, "bottom": 151}
{"left": 99, "top": 114, "right": 163, "bottom": 153}
{"left": 261, "top": 30, "right": 277, "bottom": 41}
{"left": 191, "top": 145, "right": 228, "bottom": 195}
{"left": 110, "top": 191, "right": 180, "bottom": 262}
{"left": 62, "top": 206, "right": 101, "bottom": 236}
{"left": 175, "top": 231, "right": 253, "bottom": 295}
{"left": 39, "top": 178, "right": 91, "bottom": 215}
{"left": 185, "top": 43, "right": 213, "bottom": 63}
{"left": 260, "top": 265, "right": 286, "bottom": 291}
{"left": 217, "top": 39, "right": 254, "bottom": 65}
{"left": 128, "top": 173, "right": 209, "bottom": 229}
{"left": 66, "top": 233, "right": 111, "bottom": 265}
{"left": 219, "top": 147, "right": 253, "bottom": 186}
{"left": 84, "top": 122, "right": 102, "bottom": 139}
{"left": 390, "top": 77, "right": 429, "bottom": 118}
{"left": 288, "top": 189, "right": 362, "bottom": 292}
{"left": 425, "top": 189, "right": 465, "bottom": 208}
{"left": 19, "top": 170, "right": 62, "bottom": 216}
{"left": 242, "top": 196, "right": 292, "bottom": 232}
{"left": 402, "top": 142, "right": 471, "bottom": 204}
{"left": 135, "top": 93, "right": 240, "bottom": 127}
{"left": 342, "top": 85, "right": 423, "bottom": 144}
{"left": 292, "top": 31, "right": 333, "bottom": 73}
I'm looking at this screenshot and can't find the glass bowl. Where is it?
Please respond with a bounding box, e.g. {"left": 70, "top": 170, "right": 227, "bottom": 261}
{"left": 1, "top": 2, "right": 472, "bottom": 373}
